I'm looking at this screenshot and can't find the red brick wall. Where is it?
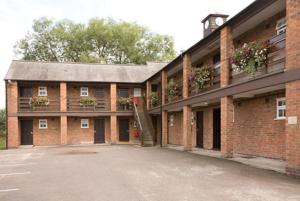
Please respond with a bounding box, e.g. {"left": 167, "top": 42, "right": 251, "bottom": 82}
{"left": 67, "top": 117, "right": 94, "bottom": 144}
{"left": 168, "top": 112, "right": 183, "bottom": 145}
{"left": 233, "top": 94, "right": 286, "bottom": 159}
{"left": 33, "top": 118, "right": 61, "bottom": 146}
{"left": 27, "top": 83, "right": 60, "bottom": 97}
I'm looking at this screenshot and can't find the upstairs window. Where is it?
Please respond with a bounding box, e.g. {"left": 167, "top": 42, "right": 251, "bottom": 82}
{"left": 39, "top": 119, "right": 48, "bottom": 129}
{"left": 276, "top": 18, "right": 286, "bottom": 35}
{"left": 94, "top": 88, "right": 104, "bottom": 98}
{"left": 38, "top": 86, "right": 47, "bottom": 96}
{"left": 213, "top": 53, "right": 221, "bottom": 69}
{"left": 80, "top": 87, "right": 89, "bottom": 96}
{"left": 276, "top": 98, "right": 286, "bottom": 120}
{"left": 118, "top": 88, "right": 129, "bottom": 98}
{"left": 81, "top": 119, "right": 89, "bottom": 128}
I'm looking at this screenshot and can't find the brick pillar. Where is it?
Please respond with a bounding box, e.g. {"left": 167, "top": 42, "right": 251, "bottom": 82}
{"left": 182, "top": 105, "right": 192, "bottom": 151}
{"left": 110, "top": 83, "right": 117, "bottom": 111}
{"left": 220, "top": 26, "right": 234, "bottom": 157}
{"left": 60, "top": 116, "right": 67, "bottom": 145}
{"left": 183, "top": 54, "right": 191, "bottom": 99}
{"left": 221, "top": 96, "right": 234, "bottom": 157}
{"left": 285, "top": 0, "right": 300, "bottom": 176}
{"left": 59, "top": 82, "right": 68, "bottom": 145}
{"left": 110, "top": 83, "right": 118, "bottom": 143}
{"left": 161, "top": 70, "right": 167, "bottom": 105}
{"left": 161, "top": 110, "right": 168, "bottom": 146}
{"left": 110, "top": 116, "right": 117, "bottom": 143}
{"left": 146, "top": 81, "right": 152, "bottom": 110}
{"left": 6, "top": 81, "right": 19, "bottom": 148}
{"left": 60, "top": 82, "right": 67, "bottom": 112}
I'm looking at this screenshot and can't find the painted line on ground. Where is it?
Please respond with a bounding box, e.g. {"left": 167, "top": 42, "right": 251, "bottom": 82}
{"left": 0, "top": 188, "right": 20, "bottom": 192}
{"left": 0, "top": 163, "right": 37, "bottom": 167}
{"left": 0, "top": 172, "right": 31, "bottom": 176}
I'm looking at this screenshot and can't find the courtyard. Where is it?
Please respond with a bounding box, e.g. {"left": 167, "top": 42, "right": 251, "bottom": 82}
{"left": 0, "top": 145, "right": 299, "bottom": 201}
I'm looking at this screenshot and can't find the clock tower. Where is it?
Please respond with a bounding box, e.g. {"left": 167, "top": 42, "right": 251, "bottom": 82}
{"left": 202, "top": 14, "right": 229, "bottom": 38}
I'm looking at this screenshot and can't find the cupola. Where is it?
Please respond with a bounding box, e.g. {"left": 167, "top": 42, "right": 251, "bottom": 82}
{"left": 202, "top": 14, "right": 229, "bottom": 38}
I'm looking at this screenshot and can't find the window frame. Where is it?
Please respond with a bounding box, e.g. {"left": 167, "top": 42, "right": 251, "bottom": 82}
{"left": 38, "top": 86, "right": 47, "bottom": 97}
{"left": 276, "top": 97, "right": 286, "bottom": 120}
{"left": 80, "top": 87, "right": 89, "bottom": 97}
{"left": 81, "top": 119, "right": 89, "bottom": 128}
{"left": 39, "top": 119, "right": 48, "bottom": 129}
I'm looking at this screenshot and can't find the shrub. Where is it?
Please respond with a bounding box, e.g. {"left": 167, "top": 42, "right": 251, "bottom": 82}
{"left": 29, "top": 96, "right": 49, "bottom": 107}
{"left": 166, "top": 79, "right": 179, "bottom": 101}
{"left": 189, "top": 66, "right": 212, "bottom": 90}
{"left": 149, "top": 92, "right": 159, "bottom": 107}
{"left": 231, "top": 41, "right": 269, "bottom": 75}
{"left": 79, "top": 97, "right": 97, "bottom": 106}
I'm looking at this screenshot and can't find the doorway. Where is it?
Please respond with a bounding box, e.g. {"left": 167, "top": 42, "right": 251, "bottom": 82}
{"left": 196, "top": 111, "right": 204, "bottom": 148}
{"left": 94, "top": 119, "right": 105, "bottom": 144}
{"left": 213, "top": 108, "right": 221, "bottom": 150}
{"left": 119, "top": 118, "right": 130, "bottom": 142}
{"left": 21, "top": 120, "right": 33, "bottom": 145}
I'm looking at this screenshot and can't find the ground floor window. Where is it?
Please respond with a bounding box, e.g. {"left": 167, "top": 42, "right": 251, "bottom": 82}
{"left": 276, "top": 98, "right": 286, "bottom": 119}
{"left": 81, "top": 119, "right": 89, "bottom": 128}
{"left": 39, "top": 119, "right": 48, "bottom": 129}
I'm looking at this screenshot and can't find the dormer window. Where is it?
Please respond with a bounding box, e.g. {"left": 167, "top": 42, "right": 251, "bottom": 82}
{"left": 38, "top": 86, "right": 47, "bottom": 96}
{"left": 80, "top": 87, "right": 89, "bottom": 96}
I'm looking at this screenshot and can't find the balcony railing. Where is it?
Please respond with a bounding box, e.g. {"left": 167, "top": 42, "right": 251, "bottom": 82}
{"left": 230, "top": 33, "right": 286, "bottom": 84}
{"left": 117, "top": 103, "right": 132, "bottom": 111}
{"left": 189, "top": 67, "right": 221, "bottom": 96}
{"left": 67, "top": 97, "right": 110, "bottom": 112}
{"left": 19, "top": 96, "right": 60, "bottom": 112}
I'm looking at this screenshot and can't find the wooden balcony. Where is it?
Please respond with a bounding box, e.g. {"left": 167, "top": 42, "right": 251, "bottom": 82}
{"left": 189, "top": 67, "right": 221, "bottom": 96}
{"left": 19, "top": 96, "right": 60, "bottom": 112}
{"left": 117, "top": 103, "right": 132, "bottom": 111}
{"left": 230, "top": 33, "right": 286, "bottom": 84}
{"left": 165, "top": 81, "right": 183, "bottom": 104}
{"left": 67, "top": 97, "right": 110, "bottom": 112}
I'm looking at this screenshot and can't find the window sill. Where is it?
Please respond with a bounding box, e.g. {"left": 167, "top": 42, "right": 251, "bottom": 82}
{"left": 274, "top": 118, "right": 286, "bottom": 121}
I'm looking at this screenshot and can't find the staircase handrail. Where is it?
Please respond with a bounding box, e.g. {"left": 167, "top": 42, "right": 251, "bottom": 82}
{"left": 133, "top": 103, "right": 143, "bottom": 143}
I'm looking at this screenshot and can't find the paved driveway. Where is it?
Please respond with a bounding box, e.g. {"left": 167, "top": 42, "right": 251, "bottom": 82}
{"left": 0, "top": 145, "right": 299, "bottom": 201}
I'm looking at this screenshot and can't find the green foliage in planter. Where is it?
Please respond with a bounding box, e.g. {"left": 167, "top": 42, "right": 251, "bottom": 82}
{"left": 149, "top": 92, "right": 159, "bottom": 107}
{"left": 231, "top": 41, "right": 269, "bottom": 76}
{"left": 117, "top": 96, "right": 133, "bottom": 106}
{"left": 29, "top": 96, "right": 49, "bottom": 107}
{"left": 189, "top": 66, "right": 212, "bottom": 90}
{"left": 80, "top": 97, "right": 97, "bottom": 106}
{"left": 166, "top": 78, "right": 179, "bottom": 101}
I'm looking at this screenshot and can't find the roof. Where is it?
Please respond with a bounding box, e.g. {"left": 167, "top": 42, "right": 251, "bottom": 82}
{"left": 4, "top": 60, "right": 168, "bottom": 83}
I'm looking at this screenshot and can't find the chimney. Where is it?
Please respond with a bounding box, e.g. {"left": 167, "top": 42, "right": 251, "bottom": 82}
{"left": 202, "top": 14, "right": 229, "bottom": 38}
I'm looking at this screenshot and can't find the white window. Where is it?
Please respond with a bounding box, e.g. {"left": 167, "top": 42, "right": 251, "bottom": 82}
{"left": 276, "top": 18, "right": 286, "bottom": 35}
{"left": 80, "top": 87, "right": 89, "bottom": 96}
{"left": 276, "top": 98, "right": 286, "bottom": 120}
{"left": 39, "top": 119, "right": 48, "bottom": 129}
{"left": 38, "top": 86, "right": 47, "bottom": 96}
{"left": 81, "top": 119, "right": 89, "bottom": 128}
{"left": 134, "top": 88, "right": 141, "bottom": 97}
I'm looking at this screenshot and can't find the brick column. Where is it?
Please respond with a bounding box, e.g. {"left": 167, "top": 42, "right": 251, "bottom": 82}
{"left": 60, "top": 82, "right": 68, "bottom": 145}
{"left": 220, "top": 26, "right": 234, "bottom": 157}
{"left": 182, "top": 105, "right": 192, "bottom": 151}
{"left": 183, "top": 54, "right": 191, "bottom": 99}
{"left": 110, "top": 116, "right": 117, "bottom": 143}
{"left": 6, "top": 81, "right": 19, "bottom": 148}
{"left": 221, "top": 96, "right": 234, "bottom": 157}
{"left": 110, "top": 83, "right": 117, "bottom": 143}
{"left": 161, "top": 110, "right": 168, "bottom": 146}
{"left": 285, "top": 0, "right": 300, "bottom": 176}
{"left": 146, "top": 81, "right": 152, "bottom": 110}
{"left": 161, "top": 70, "right": 167, "bottom": 105}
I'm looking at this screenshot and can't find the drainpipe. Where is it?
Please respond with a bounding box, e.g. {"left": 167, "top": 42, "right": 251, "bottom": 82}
{"left": 160, "top": 81, "right": 163, "bottom": 147}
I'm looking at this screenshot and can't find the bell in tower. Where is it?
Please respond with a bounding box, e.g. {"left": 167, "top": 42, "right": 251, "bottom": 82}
{"left": 202, "top": 14, "right": 229, "bottom": 38}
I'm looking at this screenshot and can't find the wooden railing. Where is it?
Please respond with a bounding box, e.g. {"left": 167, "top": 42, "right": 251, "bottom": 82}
{"left": 230, "top": 33, "right": 286, "bottom": 84}
{"left": 189, "top": 67, "right": 221, "bottom": 96}
{"left": 117, "top": 103, "right": 133, "bottom": 111}
{"left": 19, "top": 97, "right": 60, "bottom": 112}
{"left": 67, "top": 97, "right": 110, "bottom": 112}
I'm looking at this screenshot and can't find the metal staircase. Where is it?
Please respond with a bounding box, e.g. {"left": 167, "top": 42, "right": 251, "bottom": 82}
{"left": 133, "top": 98, "right": 155, "bottom": 146}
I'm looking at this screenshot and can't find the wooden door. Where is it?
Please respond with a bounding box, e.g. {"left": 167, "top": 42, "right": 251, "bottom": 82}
{"left": 94, "top": 119, "right": 105, "bottom": 143}
{"left": 213, "top": 108, "right": 221, "bottom": 150}
{"left": 119, "top": 119, "right": 129, "bottom": 142}
{"left": 21, "top": 120, "right": 33, "bottom": 145}
{"left": 196, "top": 111, "right": 204, "bottom": 148}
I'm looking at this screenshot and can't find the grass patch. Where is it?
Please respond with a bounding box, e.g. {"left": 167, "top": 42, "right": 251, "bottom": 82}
{"left": 0, "top": 135, "right": 6, "bottom": 150}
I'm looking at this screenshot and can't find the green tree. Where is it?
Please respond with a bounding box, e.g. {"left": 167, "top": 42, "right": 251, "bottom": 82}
{"left": 15, "top": 17, "right": 176, "bottom": 64}
{"left": 0, "top": 109, "right": 5, "bottom": 136}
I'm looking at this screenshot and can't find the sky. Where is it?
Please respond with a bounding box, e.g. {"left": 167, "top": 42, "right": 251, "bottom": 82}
{"left": 0, "top": 0, "right": 254, "bottom": 108}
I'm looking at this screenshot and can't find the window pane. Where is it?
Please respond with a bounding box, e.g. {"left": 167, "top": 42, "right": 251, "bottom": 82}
{"left": 94, "top": 88, "right": 104, "bottom": 97}
{"left": 118, "top": 89, "right": 129, "bottom": 97}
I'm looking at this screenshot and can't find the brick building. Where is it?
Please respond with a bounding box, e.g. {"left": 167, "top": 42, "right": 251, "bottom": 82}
{"left": 4, "top": 0, "right": 300, "bottom": 176}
